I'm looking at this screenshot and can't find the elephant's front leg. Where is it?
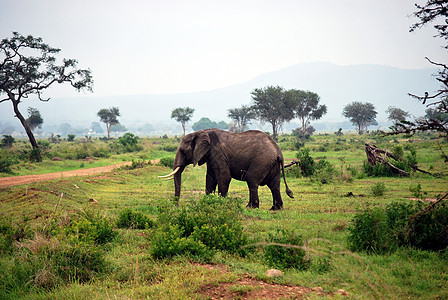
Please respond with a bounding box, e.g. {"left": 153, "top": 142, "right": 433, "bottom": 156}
{"left": 246, "top": 182, "right": 260, "bottom": 208}
{"left": 205, "top": 170, "right": 217, "bottom": 194}
{"left": 217, "top": 175, "right": 231, "bottom": 197}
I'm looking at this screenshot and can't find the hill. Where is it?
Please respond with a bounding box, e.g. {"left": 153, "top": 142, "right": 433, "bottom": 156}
{"left": 0, "top": 62, "right": 439, "bottom": 134}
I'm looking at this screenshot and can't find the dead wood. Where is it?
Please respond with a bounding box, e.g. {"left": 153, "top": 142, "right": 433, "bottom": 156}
{"left": 364, "top": 143, "right": 410, "bottom": 176}
{"left": 364, "top": 143, "right": 439, "bottom": 177}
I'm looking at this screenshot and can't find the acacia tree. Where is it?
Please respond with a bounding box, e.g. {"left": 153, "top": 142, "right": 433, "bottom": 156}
{"left": 289, "top": 89, "right": 327, "bottom": 139}
{"left": 251, "top": 85, "right": 295, "bottom": 141}
{"left": 227, "top": 105, "right": 254, "bottom": 132}
{"left": 0, "top": 32, "right": 93, "bottom": 161}
{"left": 97, "top": 107, "right": 120, "bottom": 140}
{"left": 390, "top": 1, "right": 448, "bottom": 138}
{"left": 26, "top": 107, "right": 44, "bottom": 131}
{"left": 386, "top": 106, "right": 410, "bottom": 125}
{"left": 342, "top": 101, "right": 377, "bottom": 134}
{"left": 171, "top": 107, "right": 194, "bottom": 136}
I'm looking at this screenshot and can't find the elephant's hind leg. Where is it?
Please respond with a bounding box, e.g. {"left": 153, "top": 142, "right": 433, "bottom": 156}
{"left": 268, "top": 181, "right": 283, "bottom": 210}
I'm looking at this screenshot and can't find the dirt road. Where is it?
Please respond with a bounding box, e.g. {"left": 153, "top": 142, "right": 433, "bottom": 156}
{"left": 0, "top": 161, "right": 135, "bottom": 188}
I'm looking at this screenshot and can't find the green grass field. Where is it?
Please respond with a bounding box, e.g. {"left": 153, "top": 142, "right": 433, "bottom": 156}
{"left": 0, "top": 133, "right": 447, "bottom": 299}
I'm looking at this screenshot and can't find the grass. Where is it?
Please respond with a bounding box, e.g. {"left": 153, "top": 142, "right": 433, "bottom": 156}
{"left": 0, "top": 132, "right": 447, "bottom": 299}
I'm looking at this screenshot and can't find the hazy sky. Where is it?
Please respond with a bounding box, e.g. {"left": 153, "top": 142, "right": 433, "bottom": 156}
{"left": 0, "top": 0, "right": 445, "bottom": 97}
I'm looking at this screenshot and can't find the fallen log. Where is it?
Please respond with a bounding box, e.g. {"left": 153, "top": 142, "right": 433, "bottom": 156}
{"left": 364, "top": 143, "right": 410, "bottom": 176}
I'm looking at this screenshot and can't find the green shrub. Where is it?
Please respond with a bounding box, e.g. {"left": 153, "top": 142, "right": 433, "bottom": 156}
{"left": 314, "top": 157, "right": 336, "bottom": 184}
{"left": 162, "top": 144, "right": 178, "bottom": 152}
{"left": 347, "top": 207, "right": 396, "bottom": 254}
{"left": 263, "top": 228, "right": 309, "bottom": 270}
{"left": 65, "top": 211, "right": 116, "bottom": 245}
{"left": 296, "top": 148, "right": 315, "bottom": 176}
{"left": 150, "top": 195, "right": 247, "bottom": 260}
{"left": 118, "top": 132, "right": 143, "bottom": 152}
{"left": 91, "top": 146, "right": 110, "bottom": 158}
{"left": 0, "top": 156, "right": 15, "bottom": 174}
{"left": 159, "top": 156, "right": 175, "bottom": 169}
{"left": 0, "top": 217, "right": 31, "bottom": 254}
{"left": 67, "top": 134, "right": 76, "bottom": 141}
{"left": 409, "top": 183, "right": 424, "bottom": 199}
{"left": 117, "top": 208, "right": 153, "bottom": 229}
{"left": 407, "top": 200, "right": 448, "bottom": 251}
{"left": 50, "top": 243, "right": 108, "bottom": 283}
{"left": 371, "top": 182, "right": 386, "bottom": 197}
{"left": 348, "top": 201, "right": 448, "bottom": 253}
{"left": 150, "top": 224, "right": 209, "bottom": 260}
{"left": 1, "top": 135, "right": 15, "bottom": 147}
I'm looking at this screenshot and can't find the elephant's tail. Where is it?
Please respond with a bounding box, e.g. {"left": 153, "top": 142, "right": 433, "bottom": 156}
{"left": 280, "top": 157, "right": 294, "bottom": 198}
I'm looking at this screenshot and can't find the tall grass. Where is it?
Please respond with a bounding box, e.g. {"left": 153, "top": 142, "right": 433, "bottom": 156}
{"left": 0, "top": 132, "right": 447, "bottom": 298}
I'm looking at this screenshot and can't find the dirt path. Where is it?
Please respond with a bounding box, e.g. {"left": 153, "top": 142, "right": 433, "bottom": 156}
{"left": 0, "top": 160, "right": 161, "bottom": 188}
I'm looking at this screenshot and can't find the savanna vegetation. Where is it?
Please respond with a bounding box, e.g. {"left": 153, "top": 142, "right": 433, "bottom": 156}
{"left": 0, "top": 131, "right": 447, "bottom": 299}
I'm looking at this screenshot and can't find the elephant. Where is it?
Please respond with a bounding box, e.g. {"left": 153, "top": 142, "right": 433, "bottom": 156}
{"left": 159, "top": 129, "right": 294, "bottom": 210}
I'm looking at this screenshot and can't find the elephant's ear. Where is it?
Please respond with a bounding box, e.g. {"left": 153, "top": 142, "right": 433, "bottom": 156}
{"left": 193, "top": 131, "right": 210, "bottom": 167}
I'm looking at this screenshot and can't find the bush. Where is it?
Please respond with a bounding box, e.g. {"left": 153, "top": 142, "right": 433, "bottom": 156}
{"left": 159, "top": 157, "right": 174, "bottom": 169}
{"left": 118, "top": 132, "right": 143, "bottom": 152}
{"left": 1, "top": 135, "right": 15, "bottom": 147}
{"left": 0, "top": 156, "right": 16, "bottom": 174}
{"left": 263, "top": 228, "right": 309, "bottom": 270}
{"left": 150, "top": 224, "right": 209, "bottom": 260}
{"left": 371, "top": 182, "right": 386, "bottom": 197}
{"left": 0, "top": 217, "right": 31, "bottom": 254}
{"left": 347, "top": 201, "right": 448, "bottom": 253}
{"left": 296, "top": 148, "right": 315, "bottom": 177}
{"left": 65, "top": 211, "right": 116, "bottom": 245}
{"left": 314, "top": 157, "right": 336, "bottom": 184}
{"left": 117, "top": 208, "right": 153, "bottom": 229}
{"left": 150, "top": 195, "right": 247, "bottom": 260}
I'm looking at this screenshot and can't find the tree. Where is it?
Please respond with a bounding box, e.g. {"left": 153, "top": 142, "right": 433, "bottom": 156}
{"left": 386, "top": 106, "right": 410, "bottom": 124}
{"left": 0, "top": 32, "right": 93, "bottom": 162}
{"left": 97, "top": 107, "right": 120, "bottom": 140}
{"left": 251, "top": 85, "right": 295, "bottom": 141}
{"left": 26, "top": 107, "right": 44, "bottom": 131}
{"left": 227, "top": 105, "right": 254, "bottom": 132}
{"left": 390, "top": 1, "right": 448, "bottom": 138}
{"left": 1, "top": 135, "right": 15, "bottom": 147}
{"left": 192, "top": 117, "right": 228, "bottom": 131}
{"left": 289, "top": 89, "right": 327, "bottom": 138}
{"left": 342, "top": 101, "right": 377, "bottom": 134}
{"left": 91, "top": 122, "right": 104, "bottom": 134}
{"left": 171, "top": 107, "right": 194, "bottom": 136}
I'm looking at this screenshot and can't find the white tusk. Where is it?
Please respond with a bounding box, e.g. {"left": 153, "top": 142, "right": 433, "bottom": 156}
{"left": 158, "top": 166, "right": 180, "bottom": 178}
{"left": 164, "top": 176, "right": 174, "bottom": 181}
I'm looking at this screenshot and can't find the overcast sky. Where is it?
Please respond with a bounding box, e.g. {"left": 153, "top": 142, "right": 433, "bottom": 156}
{"left": 0, "top": 0, "right": 445, "bottom": 98}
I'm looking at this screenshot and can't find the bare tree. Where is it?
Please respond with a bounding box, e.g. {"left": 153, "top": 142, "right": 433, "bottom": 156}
{"left": 391, "top": 1, "right": 448, "bottom": 138}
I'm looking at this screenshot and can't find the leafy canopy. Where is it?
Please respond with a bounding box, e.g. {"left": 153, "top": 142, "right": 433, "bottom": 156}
{"left": 227, "top": 105, "right": 254, "bottom": 132}
{"left": 251, "top": 85, "right": 295, "bottom": 141}
{"left": 0, "top": 32, "right": 93, "bottom": 101}
{"left": 342, "top": 101, "right": 377, "bottom": 134}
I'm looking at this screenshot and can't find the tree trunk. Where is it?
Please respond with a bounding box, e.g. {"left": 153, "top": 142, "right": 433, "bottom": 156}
{"left": 12, "top": 99, "right": 42, "bottom": 162}
{"left": 301, "top": 117, "right": 306, "bottom": 138}
{"left": 271, "top": 121, "right": 278, "bottom": 141}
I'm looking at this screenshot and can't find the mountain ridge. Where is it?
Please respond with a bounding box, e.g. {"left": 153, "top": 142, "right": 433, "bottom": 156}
{"left": 0, "top": 62, "right": 439, "bottom": 133}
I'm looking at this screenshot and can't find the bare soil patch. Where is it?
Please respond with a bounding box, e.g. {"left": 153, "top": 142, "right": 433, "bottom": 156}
{"left": 197, "top": 264, "right": 348, "bottom": 299}
{"left": 0, "top": 159, "right": 161, "bottom": 188}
